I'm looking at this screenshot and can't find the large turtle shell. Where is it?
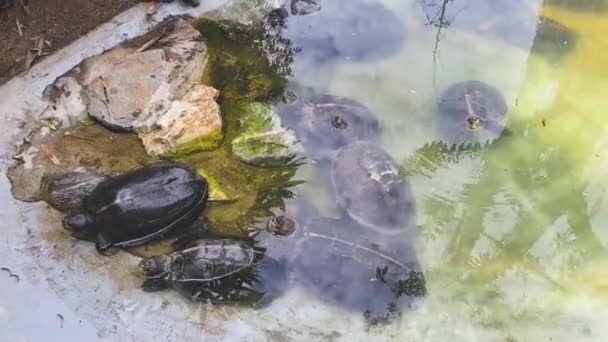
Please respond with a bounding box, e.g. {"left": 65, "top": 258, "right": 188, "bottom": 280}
{"left": 331, "top": 142, "right": 414, "bottom": 233}
{"left": 278, "top": 85, "right": 380, "bottom": 161}
{"left": 84, "top": 161, "right": 208, "bottom": 248}
{"left": 290, "top": 217, "right": 425, "bottom": 323}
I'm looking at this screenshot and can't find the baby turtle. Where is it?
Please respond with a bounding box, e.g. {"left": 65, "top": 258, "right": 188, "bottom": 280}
{"left": 331, "top": 142, "right": 415, "bottom": 233}
{"left": 140, "top": 238, "right": 286, "bottom": 305}
{"left": 437, "top": 80, "right": 508, "bottom": 145}
{"left": 278, "top": 84, "right": 380, "bottom": 161}
{"left": 62, "top": 161, "right": 208, "bottom": 255}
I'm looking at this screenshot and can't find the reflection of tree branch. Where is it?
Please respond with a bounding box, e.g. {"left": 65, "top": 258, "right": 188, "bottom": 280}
{"left": 422, "top": 0, "right": 453, "bottom": 87}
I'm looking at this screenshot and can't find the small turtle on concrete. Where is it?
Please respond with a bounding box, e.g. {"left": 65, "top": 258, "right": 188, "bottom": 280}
{"left": 277, "top": 84, "right": 381, "bottom": 161}
{"left": 437, "top": 80, "right": 508, "bottom": 145}
{"left": 61, "top": 161, "right": 208, "bottom": 255}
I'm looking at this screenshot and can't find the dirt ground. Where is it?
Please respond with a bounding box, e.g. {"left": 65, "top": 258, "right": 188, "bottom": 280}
{"left": 0, "top": 0, "right": 141, "bottom": 84}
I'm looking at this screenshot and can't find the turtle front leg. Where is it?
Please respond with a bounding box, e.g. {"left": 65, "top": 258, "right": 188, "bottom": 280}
{"left": 142, "top": 278, "right": 169, "bottom": 292}
{"left": 96, "top": 233, "right": 119, "bottom": 256}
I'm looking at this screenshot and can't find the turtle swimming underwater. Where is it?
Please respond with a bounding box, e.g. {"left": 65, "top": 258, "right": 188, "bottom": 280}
{"left": 263, "top": 0, "right": 404, "bottom": 63}
{"left": 61, "top": 161, "right": 208, "bottom": 255}
{"left": 139, "top": 238, "right": 287, "bottom": 305}
{"left": 254, "top": 210, "right": 425, "bottom": 325}
{"left": 331, "top": 142, "right": 415, "bottom": 233}
{"left": 437, "top": 80, "right": 508, "bottom": 145}
{"left": 277, "top": 84, "right": 381, "bottom": 161}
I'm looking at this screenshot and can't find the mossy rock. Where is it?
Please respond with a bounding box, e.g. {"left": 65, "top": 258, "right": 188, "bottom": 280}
{"left": 231, "top": 130, "right": 298, "bottom": 168}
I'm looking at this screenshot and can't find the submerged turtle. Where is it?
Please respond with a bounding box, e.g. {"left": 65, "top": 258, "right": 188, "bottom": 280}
{"left": 255, "top": 209, "right": 425, "bottom": 324}
{"left": 437, "top": 80, "right": 508, "bottom": 145}
{"left": 139, "top": 238, "right": 287, "bottom": 305}
{"left": 331, "top": 142, "right": 414, "bottom": 233}
{"left": 277, "top": 84, "right": 381, "bottom": 161}
{"left": 263, "top": 0, "right": 404, "bottom": 63}
{"left": 62, "top": 161, "right": 208, "bottom": 255}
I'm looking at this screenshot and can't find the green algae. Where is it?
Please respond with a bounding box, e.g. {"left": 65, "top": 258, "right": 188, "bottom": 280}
{"left": 194, "top": 18, "right": 288, "bottom": 101}
{"left": 168, "top": 18, "right": 299, "bottom": 236}
{"left": 169, "top": 124, "right": 225, "bottom": 157}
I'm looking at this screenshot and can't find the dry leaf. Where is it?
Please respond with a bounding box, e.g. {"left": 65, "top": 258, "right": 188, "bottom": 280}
{"left": 40, "top": 144, "right": 61, "bottom": 166}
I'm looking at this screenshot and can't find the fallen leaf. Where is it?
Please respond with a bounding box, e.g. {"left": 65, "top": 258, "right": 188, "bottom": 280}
{"left": 541, "top": 117, "right": 547, "bottom": 127}
{"left": 48, "top": 120, "right": 58, "bottom": 131}
{"left": 40, "top": 144, "right": 61, "bottom": 166}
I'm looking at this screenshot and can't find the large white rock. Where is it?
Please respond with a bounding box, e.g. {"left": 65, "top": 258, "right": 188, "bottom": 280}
{"left": 36, "top": 19, "right": 224, "bottom": 156}
{"left": 139, "top": 84, "right": 223, "bottom": 156}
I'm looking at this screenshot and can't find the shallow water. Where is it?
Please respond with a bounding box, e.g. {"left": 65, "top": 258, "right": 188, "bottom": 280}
{"left": 3, "top": 0, "right": 608, "bottom": 341}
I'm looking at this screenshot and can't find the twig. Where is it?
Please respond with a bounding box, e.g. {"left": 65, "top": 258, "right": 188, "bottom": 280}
{"left": 136, "top": 28, "right": 167, "bottom": 53}
{"left": 15, "top": 18, "right": 23, "bottom": 37}
{"left": 40, "top": 144, "right": 62, "bottom": 166}
{"left": 24, "top": 49, "right": 36, "bottom": 69}
{"left": 57, "top": 314, "right": 64, "bottom": 328}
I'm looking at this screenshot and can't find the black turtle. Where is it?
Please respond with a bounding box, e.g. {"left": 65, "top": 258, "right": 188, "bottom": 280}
{"left": 139, "top": 238, "right": 287, "bottom": 305}
{"left": 277, "top": 83, "right": 381, "bottom": 161}
{"left": 437, "top": 80, "right": 508, "bottom": 145}
{"left": 61, "top": 161, "right": 208, "bottom": 255}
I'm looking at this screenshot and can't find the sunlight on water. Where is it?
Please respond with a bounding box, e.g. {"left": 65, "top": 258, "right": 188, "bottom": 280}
{"left": 287, "top": 0, "right": 608, "bottom": 340}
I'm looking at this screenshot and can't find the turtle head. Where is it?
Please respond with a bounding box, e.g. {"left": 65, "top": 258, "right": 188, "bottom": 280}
{"left": 267, "top": 215, "right": 296, "bottom": 237}
{"left": 62, "top": 213, "right": 94, "bottom": 232}
{"left": 139, "top": 256, "right": 171, "bottom": 278}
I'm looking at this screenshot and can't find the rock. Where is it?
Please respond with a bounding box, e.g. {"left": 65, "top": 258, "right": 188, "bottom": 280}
{"left": 35, "top": 19, "right": 224, "bottom": 157}
{"left": 231, "top": 102, "right": 300, "bottom": 167}
{"left": 138, "top": 84, "right": 223, "bottom": 156}
{"left": 232, "top": 130, "right": 299, "bottom": 167}
{"left": 82, "top": 19, "right": 208, "bottom": 132}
